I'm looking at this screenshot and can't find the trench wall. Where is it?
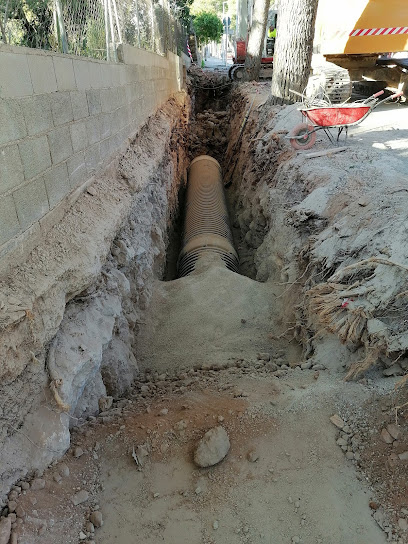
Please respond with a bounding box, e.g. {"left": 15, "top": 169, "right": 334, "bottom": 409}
{"left": 0, "top": 43, "right": 183, "bottom": 269}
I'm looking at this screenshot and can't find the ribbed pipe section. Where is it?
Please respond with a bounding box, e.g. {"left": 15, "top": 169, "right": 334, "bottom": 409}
{"left": 178, "top": 155, "right": 239, "bottom": 277}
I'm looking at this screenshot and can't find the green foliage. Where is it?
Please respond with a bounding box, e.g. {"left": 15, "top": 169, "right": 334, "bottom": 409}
{"left": 193, "top": 11, "right": 223, "bottom": 45}
{"left": 190, "top": 0, "right": 223, "bottom": 16}
{"left": 1, "top": 0, "right": 54, "bottom": 48}
{"left": 171, "top": 0, "right": 193, "bottom": 27}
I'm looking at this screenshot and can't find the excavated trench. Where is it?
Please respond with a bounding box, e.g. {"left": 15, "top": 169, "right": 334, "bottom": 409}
{"left": 2, "top": 69, "right": 408, "bottom": 544}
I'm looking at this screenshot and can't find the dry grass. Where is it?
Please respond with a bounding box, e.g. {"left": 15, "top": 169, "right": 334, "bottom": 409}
{"left": 306, "top": 257, "right": 408, "bottom": 381}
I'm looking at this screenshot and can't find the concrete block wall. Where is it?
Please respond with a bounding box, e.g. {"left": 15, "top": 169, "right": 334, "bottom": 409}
{"left": 0, "top": 44, "right": 183, "bottom": 263}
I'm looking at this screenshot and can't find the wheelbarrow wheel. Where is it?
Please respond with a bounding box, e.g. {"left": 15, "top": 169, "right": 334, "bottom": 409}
{"left": 289, "top": 123, "right": 316, "bottom": 150}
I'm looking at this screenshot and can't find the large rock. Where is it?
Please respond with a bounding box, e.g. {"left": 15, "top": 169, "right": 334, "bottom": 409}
{"left": 47, "top": 294, "right": 122, "bottom": 415}
{"left": 0, "top": 515, "right": 12, "bottom": 544}
{"left": 194, "top": 426, "right": 230, "bottom": 467}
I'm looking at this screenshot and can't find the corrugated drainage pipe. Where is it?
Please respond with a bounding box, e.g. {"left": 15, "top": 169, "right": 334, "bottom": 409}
{"left": 178, "top": 155, "right": 239, "bottom": 277}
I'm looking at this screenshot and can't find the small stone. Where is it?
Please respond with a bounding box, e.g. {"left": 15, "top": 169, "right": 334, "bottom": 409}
{"left": 87, "top": 186, "right": 97, "bottom": 196}
{"left": 0, "top": 516, "right": 11, "bottom": 544}
{"left": 98, "top": 396, "right": 113, "bottom": 411}
{"left": 301, "top": 361, "right": 312, "bottom": 370}
{"left": 74, "top": 447, "right": 84, "bottom": 458}
{"left": 336, "top": 438, "right": 348, "bottom": 447}
{"left": 140, "top": 385, "right": 149, "bottom": 393}
{"left": 380, "top": 428, "right": 394, "bottom": 444}
{"left": 153, "top": 493, "right": 160, "bottom": 498}
{"left": 398, "top": 451, "right": 408, "bottom": 460}
{"left": 9, "top": 532, "right": 18, "bottom": 544}
{"left": 294, "top": 501, "right": 301, "bottom": 509}
{"left": 59, "top": 464, "right": 70, "bottom": 477}
{"left": 386, "top": 423, "right": 401, "bottom": 441}
{"left": 357, "top": 197, "right": 368, "bottom": 207}
{"left": 174, "top": 420, "right": 187, "bottom": 431}
{"left": 79, "top": 531, "right": 87, "bottom": 540}
{"left": 257, "top": 353, "right": 270, "bottom": 361}
{"left": 30, "top": 479, "right": 45, "bottom": 491}
{"left": 194, "top": 426, "right": 230, "bottom": 468}
{"left": 398, "top": 518, "right": 408, "bottom": 531}
{"left": 369, "top": 501, "right": 379, "bottom": 510}
{"left": 89, "top": 511, "right": 103, "bottom": 528}
{"left": 345, "top": 451, "right": 354, "bottom": 460}
{"left": 247, "top": 449, "right": 259, "bottom": 463}
{"left": 7, "top": 502, "right": 17, "bottom": 513}
{"left": 292, "top": 537, "right": 300, "bottom": 543}
{"left": 159, "top": 408, "right": 169, "bottom": 416}
{"left": 330, "top": 415, "right": 345, "bottom": 429}
{"left": 54, "top": 473, "right": 62, "bottom": 483}
{"left": 20, "top": 482, "right": 30, "bottom": 491}
{"left": 213, "top": 520, "right": 219, "bottom": 530}
{"left": 383, "top": 364, "right": 403, "bottom": 377}
{"left": 15, "top": 505, "right": 25, "bottom": 519}
{"left": 71, "top": 490, "right": 89, "bottom": 506}
{"left": 86, "top": 521, "right": 95, "bottom": 533}
{"left": 195, "top": 486, "right": 202, "bottom": 495}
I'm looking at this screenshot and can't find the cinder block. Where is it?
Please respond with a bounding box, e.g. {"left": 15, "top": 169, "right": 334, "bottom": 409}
{"left": 109, "top": 64, "right": 121, "bottom": 87}
{"left": 117, "top": 87, "right": 126, "bottom": 108}
{"left": 100, "top": 113, "right": 112, "bottom": 140}
{"left": 0, "top": 194, "right": 20, "bottom": 245}
{"left": 13, "top": 177, "right": 49, "bottom": 230}
{"left": 27, "top": 54, "right": 57, "bottom": 94}
{"left": 100, "top": 64, "right": 112, "bottom": 88}
{"left": 100, "top": 88, "right": 112, "bottom": 113}
{"left": 88, "top": 61, "right": 102, "bottom": 89}
{"left": 18, "top": 136, "right": 51, "bottom": 180}
{"left": 50, "top": 91, "right": 74, "bottom": 126}
{"left": 21, "top": 94, "right": 53, "bottom": 136}
{"left": 0, "top": 99, "right": 27, "bottom": 145}
{"left": 0, "top": 144, "right": 24, "bottom": 193}
{"left": 73, "top": 60, "right": 91, "bottom": 90}
{"left": 43, "top": 162, "right": 70, "bottom": 208}
{"left": 48, "top": 126, "right": 73, "bottom": 164}
{"left": 0, "top": 52, "right": 33, "bottom": 97}
{"left": 86, "top": 89, "right": 101, "bottom": 116}
{"left": 85, "top": 142, "right": 101, "bottom": 175}
{"left": 53, "top": 56, "right": 76, "bottom": 91}
{"left": 70, "top": 90, "right": 89, "bottom": 120}
{"left": 86, "top": 116, "right": 102, "bottom": 145}
{"left": 67, "top": 151, "right": 87, "bottom": 188}
{"left": 70, "top": 121, "right": 88, "bottom": 153}
{"left": 99, "top": 137, "right": 111, "bottom": 165}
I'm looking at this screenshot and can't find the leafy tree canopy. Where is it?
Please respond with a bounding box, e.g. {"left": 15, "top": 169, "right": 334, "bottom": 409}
{"left": 193, "top": 10, "right": 223, "bottom": 44}
{"left": 190, "top": 0, "right": 223, "bottom": 16}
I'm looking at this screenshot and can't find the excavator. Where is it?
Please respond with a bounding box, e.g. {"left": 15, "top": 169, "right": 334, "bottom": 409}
{"left": 230, "top": 0, "right": 408, "bottom": 101}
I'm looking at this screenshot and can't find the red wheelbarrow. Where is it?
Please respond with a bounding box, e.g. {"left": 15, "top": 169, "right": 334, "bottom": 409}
{"left": 288, "top": 90, "right": 403, "bottom": 150}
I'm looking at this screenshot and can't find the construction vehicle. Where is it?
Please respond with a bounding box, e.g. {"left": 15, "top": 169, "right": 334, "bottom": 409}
{"left": 231, "top": 0, "right": 408, "bottom": 100}
{"left": 229, "top": 9, "right": 277, "bottom": 81}
{"left": 314, "top": 0, "right": 408, "bottom": 98}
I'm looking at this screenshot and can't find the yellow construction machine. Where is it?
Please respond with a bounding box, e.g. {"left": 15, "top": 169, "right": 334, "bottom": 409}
{"left": 314, "top": 0, "right": 408, "bottom": 100}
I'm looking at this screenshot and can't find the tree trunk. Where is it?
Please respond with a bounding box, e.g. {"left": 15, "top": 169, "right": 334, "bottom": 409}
{"left": 270, "top": 0, "right": 319, "bottom": 104}
{"left": 243, "top": 0, "right": 270, "bottom": 81}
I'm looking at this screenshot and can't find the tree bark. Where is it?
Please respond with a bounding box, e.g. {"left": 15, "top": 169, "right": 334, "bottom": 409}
{"left": 243, "top": 0, "right": 270, "bottom": 81}
{"left": 270, "top": 0, "right": 319, "bottom": 104}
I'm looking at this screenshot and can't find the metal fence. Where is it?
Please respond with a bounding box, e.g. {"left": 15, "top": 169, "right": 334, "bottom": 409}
{"left": 0, "top": 0, "right": 188, "bottom": 61}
